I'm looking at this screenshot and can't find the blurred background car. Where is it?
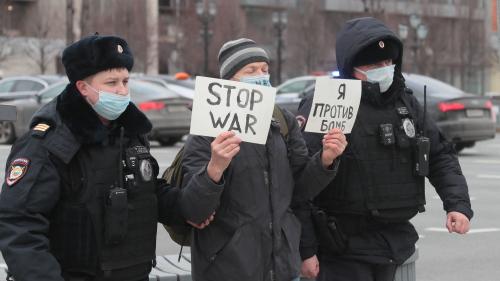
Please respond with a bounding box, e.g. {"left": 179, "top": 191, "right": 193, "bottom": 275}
{"left": 0, "top": 79, "right": 191, "bottom": 146}
{"left": 486, "top": 93, "right": 500, "bottom": 131}
{"left": 404, "top": 73, "right": 496, "bottom": 151}
{"left": 275, "top": 75, "right": 322, "bottom": 115}
{"left": 0, "top": 75, "right": 62, "bottom": 101}
{"left": 132, "top": 73, "right": 195, "bottom": 100}
{"left": 274, "top": 73, "right": 496, "bottom": 151}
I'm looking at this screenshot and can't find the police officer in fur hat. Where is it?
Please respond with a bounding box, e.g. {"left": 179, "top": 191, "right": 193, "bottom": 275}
{"left": 0, "top": 34, "right": 199, "bottom": 281}
{"left": 297, "top": 17, "right": 473, "bottom": 281}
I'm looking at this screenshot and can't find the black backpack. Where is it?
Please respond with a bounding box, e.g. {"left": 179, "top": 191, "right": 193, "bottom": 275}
{"left": 162, "top": 105, "right": 290, "bottom": 246}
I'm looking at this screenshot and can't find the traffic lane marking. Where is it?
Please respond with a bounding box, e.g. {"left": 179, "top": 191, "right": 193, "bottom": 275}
{"left": 432, "top": 195, "right": 475, "bottom": 201}
{"left": 425, "top": 227, "right": 500, "bottom": 234}
{"left": 471, "top": 159, "right": 500, "bottom": 164}
{"left": 476, "top": 174, "right": 500, "bottom": 179}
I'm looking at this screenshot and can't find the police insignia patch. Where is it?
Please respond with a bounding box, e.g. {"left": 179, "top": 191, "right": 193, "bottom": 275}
{"left": 6, "top": 158, "right": 30, "bottom": 186}
{"left": 139, "top": 159, "right": 153, "bottom": 182}
{"left": 32, "top": 123, "right": 51, "bottom": 138}
{"left": 402, "top": 118, "right": 416, "bottom": 138}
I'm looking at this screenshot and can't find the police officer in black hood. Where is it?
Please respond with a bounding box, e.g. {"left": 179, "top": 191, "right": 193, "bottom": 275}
{"left": 0, "top": 35, "right": 191, "bottom": 281}
{"left": 296, "top": 17, "right": 473, "bottom": 281}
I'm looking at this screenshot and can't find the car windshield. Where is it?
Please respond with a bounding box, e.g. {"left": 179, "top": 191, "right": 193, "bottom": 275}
{"left": 0, "top": 80, "right": 16, "bottom": 93}
{"left": 39, "top": 76, "right": 63, "bottom": 85}
{"left": 40, "top": 82, "right": 68, "bottom": 101}
{"left": 404, "top": 74, "right": 465, "bottom": 99}
{"left": 279, "top": 79, "right": 314, "bottom": 94}
{"left": 160, "top": 76, "right": 195, "bottom": 89}
{"left": 129, "top": 80, "right": 179, "bottom": 103}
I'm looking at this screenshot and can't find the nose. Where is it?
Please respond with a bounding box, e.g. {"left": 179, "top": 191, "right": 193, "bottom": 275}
{"left": 382, "top": 60, "right": 392, "bottom": 67}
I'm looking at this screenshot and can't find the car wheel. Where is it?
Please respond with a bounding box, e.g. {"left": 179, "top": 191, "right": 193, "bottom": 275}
{"left": 0, "top": 121, "right": 16, "bottom": 144}
{"left": 158, "top": 136, "right": 182, "bottom": 146}
{"left": 455, "top": 141, "right": 475, "bottom": 152}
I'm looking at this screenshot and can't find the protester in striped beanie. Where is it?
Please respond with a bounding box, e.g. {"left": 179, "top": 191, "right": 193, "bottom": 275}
{"left": 217, "top": 38, "right": 272, "bottom": 86}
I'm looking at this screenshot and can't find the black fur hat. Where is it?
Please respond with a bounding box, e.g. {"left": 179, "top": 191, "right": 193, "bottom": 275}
{"left": 62, "top": 35, "right": 134, "bottom": 83}
{"left": 352, "top": 39, "right": 400, "bottom": 67}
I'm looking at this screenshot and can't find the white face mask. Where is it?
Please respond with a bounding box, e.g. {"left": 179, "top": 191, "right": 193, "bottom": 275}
{"left": 355, "top": 64, "right": 395, "bottom": 93}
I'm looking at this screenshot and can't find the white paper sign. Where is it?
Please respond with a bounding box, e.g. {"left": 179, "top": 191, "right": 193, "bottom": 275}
{"left": 305, "top": 77, "right": 362, "bottom": 134}
{"left": 190, "top": 76, "right": 276, "bottom": 144}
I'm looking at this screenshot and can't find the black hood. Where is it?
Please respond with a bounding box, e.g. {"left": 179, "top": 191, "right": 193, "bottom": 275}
{"left": 336, "top": 17, "right": 404, "bottom": 79}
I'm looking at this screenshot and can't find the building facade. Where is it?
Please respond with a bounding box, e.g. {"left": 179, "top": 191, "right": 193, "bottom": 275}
{"left": 0, "top": 0, "right": 496, "bottom": 95}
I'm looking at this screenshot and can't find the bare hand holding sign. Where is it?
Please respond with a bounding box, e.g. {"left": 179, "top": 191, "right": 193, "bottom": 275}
{"left": 190, "top": 76, "right": 276, "bottom": 144}
{"left": 305, "top": 77, "right": 362, "bottom": 134}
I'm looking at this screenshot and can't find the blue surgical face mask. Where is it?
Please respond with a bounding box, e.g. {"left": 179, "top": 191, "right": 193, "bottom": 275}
{"left": 355, "top": 64, "right": 395, "bottom": 93}
{"left": 85, "top": 83, "right": 130, "bottom": 120}
{"left": 239, "top": 74, "right": 272, "bottom": 87}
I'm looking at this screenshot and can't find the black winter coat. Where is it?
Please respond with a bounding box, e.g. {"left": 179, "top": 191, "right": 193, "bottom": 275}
{"left": 179, "top": 108, "right": 339, "bottom": 281}
{"left": 0, "top": 84, "right": 180, "bottom": 281}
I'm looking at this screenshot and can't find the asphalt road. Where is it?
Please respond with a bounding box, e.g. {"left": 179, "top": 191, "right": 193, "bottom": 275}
{"left": 0, "top": 136, "right": 499, "bottom": 281}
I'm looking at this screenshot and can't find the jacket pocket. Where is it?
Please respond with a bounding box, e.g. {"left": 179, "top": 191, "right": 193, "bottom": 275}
{"left": 204, "top": 223, "right": 262, "bottom": 280}
{"left": 311, "top": 208, "right": 347, "bottom": 255}
{"left": 277, "top": 213, "right": 301, "bottom": 280}
{"left": 49, "top": 203, "right": 98, "bottom": 274}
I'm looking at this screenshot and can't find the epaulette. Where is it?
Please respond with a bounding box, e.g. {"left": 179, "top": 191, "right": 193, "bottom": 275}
{"left": 32, "top": 123, "right": 51, "bottom": 138}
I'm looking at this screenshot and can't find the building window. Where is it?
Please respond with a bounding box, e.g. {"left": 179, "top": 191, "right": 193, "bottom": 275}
{"left": 159, "top": 0, "right": 190, "bottom": 13}
{"left": 159, "top": 0, "right": 173, "bottom": 8}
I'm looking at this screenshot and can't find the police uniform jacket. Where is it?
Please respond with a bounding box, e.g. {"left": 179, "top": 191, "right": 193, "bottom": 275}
{"left": 0, "top": 84, "right": 180, "bottom": 281}
{"left": 179, "top": 107, "right": 339, "bottom": 281}
{"left": 296, "top": 17, "right": 473, "bottom": 264}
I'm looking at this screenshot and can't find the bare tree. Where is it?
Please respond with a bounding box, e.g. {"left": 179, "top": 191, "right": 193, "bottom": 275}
{"left": 145, "top": 0, "right": 159, "bottom": 74}
{"left": 24, "top": 38, "right": 61, "bottom": 74}
{"left": 287, "top": 0, "right": 327, "bottom": 75}
{"left": 0, "top": 37, "right": 12, "bottom": 65}
{"left": 66, "top": 0, "right": 83, "bottom": 44}
{"left": 66, "top": 0, "right": 74, "bottom": 44}
{"left": 24, "top": 5, "right": 63, "bottom": 74}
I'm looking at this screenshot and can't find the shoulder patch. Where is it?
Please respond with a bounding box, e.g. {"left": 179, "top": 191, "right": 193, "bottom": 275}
{"left": 32, "top": 123, "right": 51, "bottom": 138}
{"left": 6, "top": 158, "right": 30, "bottom": 186}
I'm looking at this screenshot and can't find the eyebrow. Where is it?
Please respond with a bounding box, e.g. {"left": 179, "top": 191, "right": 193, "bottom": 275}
{"left": 105, "top": 76, "right": 129, "bottom": 81}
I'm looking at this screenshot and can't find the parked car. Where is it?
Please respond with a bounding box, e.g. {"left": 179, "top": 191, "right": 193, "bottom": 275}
{"left": 132, "top": 74, "right": 195, "bottom": 100}
{"left": 274, "top": 73, "right": 496, "bottom": 151}
{"left": 404, "top": 73, "right": 496, "bottom": 151}
{"left": 0, "top": 75, "right": 62, "bottom": 101}
{"left": 487, "top": 94, "right": 500, "bottom": 131}
{"left": 275, "top": 75, "right": 321, "bottom": 115}
{"left": 0, "top": 79, "right": 192, "bottom": 146}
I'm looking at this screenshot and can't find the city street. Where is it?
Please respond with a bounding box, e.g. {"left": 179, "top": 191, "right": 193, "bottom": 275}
{"left": 0, "top": 135, "right": 499, "bottom": 281}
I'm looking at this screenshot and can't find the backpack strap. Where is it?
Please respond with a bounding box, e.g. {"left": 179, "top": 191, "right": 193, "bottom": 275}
{"left": 273, "top": 105, "right": 289, "bottom": 140}
{"left": 162, "top": 145, "right": 185, "bottom": 187}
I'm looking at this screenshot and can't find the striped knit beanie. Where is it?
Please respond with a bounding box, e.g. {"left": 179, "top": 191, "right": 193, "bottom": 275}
{"left": 218, "top": 38, "right": 270, "bottom": 80}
